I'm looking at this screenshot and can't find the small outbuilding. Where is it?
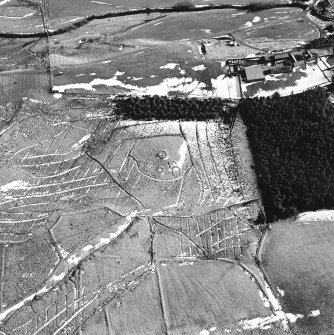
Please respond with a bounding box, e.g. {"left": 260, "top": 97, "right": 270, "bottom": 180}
{"left": 244, "top": 66, "right": 265, "bottom": 82}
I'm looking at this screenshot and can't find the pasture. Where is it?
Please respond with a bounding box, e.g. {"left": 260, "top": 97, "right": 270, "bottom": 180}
{"left": 46, "top": 0, "right": 290, "bottom": 21}
{"left": 262, "top": 215, "right": 334, "bottom": 334}
{"left": 0, "top": 1, "right": 43, "bottom": 34}
{"left": 157, "top": 260, "right": 272, "bottom": 334}
{"left": 0, "top": 71, "right": 51, "bottom": 103}
{"left": 49, "top": 7, "right": 321, "bottom": 97}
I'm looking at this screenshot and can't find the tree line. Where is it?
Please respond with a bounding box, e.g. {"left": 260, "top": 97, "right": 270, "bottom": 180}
{"left": 114, "top": 95, "right": 236, "bottom": 123}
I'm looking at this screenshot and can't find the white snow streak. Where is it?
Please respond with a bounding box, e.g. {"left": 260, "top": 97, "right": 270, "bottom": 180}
{"left": 160, "top": 63, "right": 179, "bottom": 70}
{"left": 72, "top": 134, "right": 91, "bottom": 150}
{"left": 192, "top": 64, "right": 206, "bottom": 71}
{"left": 0, "top": 180, "right": 29, "bottom": 192}
{"left": 309, "top": 309, "right": 320, "bottom": 317}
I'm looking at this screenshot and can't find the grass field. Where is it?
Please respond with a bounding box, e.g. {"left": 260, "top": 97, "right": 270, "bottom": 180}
{"left": 157, "top": 260, "right": 272, "bottom": 334}
{"left": 49, "top": 7, "right": 321, "bottom": 97}
{"left": 0, "top": 105, "right": 264, "bottom": 334}
{"left": 0, "top": 2, "right": 44, "bottom": 34}
{"left": 261, "top": 215, "right": 334, "bottom": 334}
{"left": 46, "top": 0, "right": 290, "bottom": 20}
{"left": 0, "top": 71, "right": 51, "bottom": 103}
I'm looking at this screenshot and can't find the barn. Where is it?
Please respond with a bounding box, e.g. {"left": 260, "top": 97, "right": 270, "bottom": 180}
{"left": 244, "top": 66, "right": 265, "bottom": 82}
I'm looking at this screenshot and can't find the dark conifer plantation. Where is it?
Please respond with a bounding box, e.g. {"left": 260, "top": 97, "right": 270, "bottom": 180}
{"left": 238, "top": 88, "right": 334, "bottom": 221}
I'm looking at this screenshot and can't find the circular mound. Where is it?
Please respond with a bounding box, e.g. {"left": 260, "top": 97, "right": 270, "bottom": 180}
{"left": 157, "top": 150, "right": 167, "bottom": 160}
{"left": 172, "top": 166, "right": 181, "bottom": 177}
{"left": 157, "top": 166, "right": 164, "bottom": 174}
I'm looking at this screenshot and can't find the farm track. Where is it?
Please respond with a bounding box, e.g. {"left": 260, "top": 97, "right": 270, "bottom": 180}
{"left": 0, "top": 3, "right": 308, "bottom": 38}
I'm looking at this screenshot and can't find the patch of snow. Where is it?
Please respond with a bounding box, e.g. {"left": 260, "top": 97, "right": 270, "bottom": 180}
{"left": 0, "top": 12, "right": 34, "bottom": 18}
{"left": 297, "top": 210, "right": 334, "bottom": 222}
{"left": 286, "top": 313, "right": 303, "bottom": 323}
{"left": 90, "top": 72, "right": 96, "bottom": 75}
{"left": 0, "top": 0, "right": 11, "bottom": 5}
{"left": 244, "top": 21, "right": 253, "bottom": 27}
{"left": 150, "top": 75, "right": 157, "bottom": 77}
{"left": 53, "top": 93, "right": 62, "bottom": 99}
{"left": 132, "top": 77, "right": 143, "bottom": 81}
{"left": 67, "top": 17, "right": 83, "bottom": 22}
{"left": 192, "top": 64, "right": 206, "bottom": 71}
{"left": 199, "top": 330, "right": 210, "bottom": 335}
{"left": 258, "top": 289, "right": 271, "bottom": 308}
{"left": 209, "top": 326, "right": 217, "bottom": 332}
{"left": 211, "top": 75, "right": 241, "bottom": 99}
{"left": 115, "top": 71, "right": 125, "bottom": 76}
{"left": 160, "top": 63, "right": 179, "bottom": 70}
{"left": 154, "top": 21, "right": 163, "bottom": 26}
{"left": 277, "top": 287, "right": 285, "bottom": 296}
{"left": 76, "top": 74, "right": 85, "bottom": 77}
{"left": 180, "top": 69, "right": 186, "bottom": 75}
{"left": 231, "top": 12, "right": 246, "bottom": 17}
{"left": 58, "top": 244, "right": 69, "bottom": 258}
{"left": 245, "top": 65, "right": 328, "bottom": 97}
{"left": 54, "top": 74, "right": 207, "bottom": 97}
{"left": 176, "top": 141, "right": 187, "bottom": 167}
{"left": 29, "top": 98, "right": 44, "bottom": 104}
{"left": 253, "top": 16, "right": 261, "bottom": 22}
{"left": 309, "top": 309, "right": 320, "bottom": 317}
{"left": 101, "top": 60, "right": 112, "bottom": 64}
{"left": 82, "top": 245, "right": 94, "bottom": 252}
{"left": 240, "top": 312, "right": 302, "bottom": 330}
{"left": 51, "top": 272, "right": 66, "bottom": 282}
{"left": 188, "top": 50, "right": 192, "bottom": 53}
{"left": 91, "top": 0, "right": 113, "bottom": 4}
{"left": 72, "top": 134, "right": 91, "bottom": 150}
{"left": 67, "top": 254, "right": 81, "bottom": 265}
{"left": 95, "top": 237, "right": 110, "bottom": 249}
{"left": 0, "top": 180, "right": 29, "bottom": 192}
{"left": 179, "top": 261, "right": 194, "bottom": 266}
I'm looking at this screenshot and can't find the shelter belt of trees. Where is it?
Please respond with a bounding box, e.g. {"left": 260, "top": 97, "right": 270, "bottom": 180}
{"left": 114, "top": 95, "right": 235, "bottom": 123}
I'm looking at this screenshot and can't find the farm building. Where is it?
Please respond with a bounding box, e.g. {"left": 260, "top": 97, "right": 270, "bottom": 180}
{"left": 290, "top": 52, "right": 306, "bottom": 67}
{"left": 244, "top": 66, "right": 265, "bottom": 82}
